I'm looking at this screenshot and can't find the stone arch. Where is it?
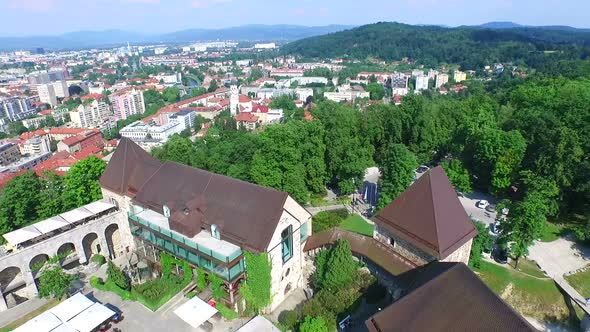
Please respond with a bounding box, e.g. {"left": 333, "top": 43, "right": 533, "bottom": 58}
{"left": 29, "top": 254, "right": 50, "bottom": 275}
{"left": 105, "top": 223, "right": 121, "bottom": 259}
{"left": 82, "top": 232, "right": 100, "bottom": 262}
{"left": 57, "top": 242, "right": 78, "bottom": 269}
{"left": 0, "top": 266, "right": 22, "bottom": 292}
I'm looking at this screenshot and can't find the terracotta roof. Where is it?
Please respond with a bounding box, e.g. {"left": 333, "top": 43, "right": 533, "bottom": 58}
{"left": 239, "top": 95, "right": 251, "bottom": 103}
{"left": 235, "top": 112, "right": 258, "bottom": 122}
{"left": 373, "top": 167, "right": 477, "bottom": 260}
{"left": 251, "top": 103, "right": 269, "bottom": 113}
{"left": 365, "top": 262, "right": 536, "bottom": 332}
{"left": 100, "top": 138, "right": 291, "bottom": 253}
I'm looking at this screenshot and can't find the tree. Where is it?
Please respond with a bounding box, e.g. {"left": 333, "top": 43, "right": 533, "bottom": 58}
{"left": 314, "top": 240, "right": 357, "bottom": 291}
{"left": 499, "top": 192, "right": 549, "bottom": 267}
{"left": 38, "top": 267, "right": 74, "bottom": 299}
{"left": 469, "top": 221, "right": 493, "bottom": 268}
{"left": 0, "top": 171, "right": 41, "bottom": 233}
{"left": 377, "top": 144, "right": 417, "bottom": 210}
{"left": 300, "top": 316, "right": 329, "bottom": 332}
{"left": 442, "top": 159, "right": 472, "bottom": 193}
{"left": 249, "top": 67, "right": 264, "bottom": 82}
{"left": 37, "top": 172, "right": 65, "bottom": 219}
{"left": 162, "top": 87, "right": 180, "bottom": 103}
{"left": 152, "top": 135, "right": 194, "bottom": 166}
{"left": 207, "top": 80, "right": 219, "bottom": 93}
{"left": 8, "top": 121, "right": 26, "bottom": 135}
{"left": 107, "top": 260, "right": 130, "bottom": 290}
{"left": 366, "top": 82, "right": 385, "bottom": 100}
{"left": 193, "top": 115, "right": 207, "bottom": 131}
{"left": 62, "top": 157, "right": 106, "bottom": 209}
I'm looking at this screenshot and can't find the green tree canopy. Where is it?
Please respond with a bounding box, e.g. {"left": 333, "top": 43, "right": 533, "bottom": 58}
{"left": 38, "top": 267, "right": 75, "bottom": 299}
{"left": 62, "top": 157, "right": 106, "bottom": 209}
{"left": 377, "top": 144, "right": 417, "bottom": 210}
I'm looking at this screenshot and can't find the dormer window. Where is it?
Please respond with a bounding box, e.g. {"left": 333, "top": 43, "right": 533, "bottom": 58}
{"left": 163, "top": 205, "right": 170, "bottom": 218}
{"left": 211, "top": 224, "right": 220, "bottom": 240}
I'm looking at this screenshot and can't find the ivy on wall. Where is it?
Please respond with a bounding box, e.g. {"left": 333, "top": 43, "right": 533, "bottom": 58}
{"left": 239, "top": 251, "right": 272, "bottom": 313}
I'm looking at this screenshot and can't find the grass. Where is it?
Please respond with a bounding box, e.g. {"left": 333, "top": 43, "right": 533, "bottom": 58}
{"left": 539, "top": 222, "right": 564, "bottom": 242}
{"left": 339, "top": 215, "right": 374, "bottom": 237}
{"left": 308, "top": 194, "right": 350, "bottom": 207}
{"left": 474, "top": 261, "right": 572, "bottom": 324}
{"left": 565, "top": 268, "right": 590, "bottom": 299}
{"left": 0, "top": 298, "right": 61, "bottom": 332}
{"left": 509, "top": 258, "right": 547, "bottom": 279}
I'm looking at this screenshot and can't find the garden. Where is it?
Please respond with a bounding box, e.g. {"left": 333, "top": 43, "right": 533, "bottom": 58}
{"left": 278, "top": 240, "right": 387, "bottom": 332}
{"left": 312, "top": 209, "right": 374, "bottom": 237}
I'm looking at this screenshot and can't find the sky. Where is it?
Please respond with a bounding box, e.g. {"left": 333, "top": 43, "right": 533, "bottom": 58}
{"left": 0, "top": 0, "right": 588, "bottom": 36}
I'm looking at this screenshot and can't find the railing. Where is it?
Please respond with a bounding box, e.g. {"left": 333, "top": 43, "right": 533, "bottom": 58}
{"left": 128, "top": 213, "right": 245, "bottom": 282}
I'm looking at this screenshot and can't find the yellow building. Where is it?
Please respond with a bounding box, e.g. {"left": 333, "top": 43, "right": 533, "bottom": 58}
{"left": 454, "top": 71, "right": 467, "bottom": 83}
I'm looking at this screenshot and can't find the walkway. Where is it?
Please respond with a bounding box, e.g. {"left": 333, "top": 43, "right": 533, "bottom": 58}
{"left": 303, "top": 228, "right": 417, "bottom": 276}
{"left": 306, "top": 204, "right": 350, "bottom": 215}
{"left": 528, "top": 236, "right": 590, "bottom": 316}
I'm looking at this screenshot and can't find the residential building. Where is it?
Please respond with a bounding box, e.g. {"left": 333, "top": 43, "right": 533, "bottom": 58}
{"left": 69, "top": 99, "right": 110, "bottom": 128}
{"left": 1, "top": 151, "right": 52, "bottom": 172}
{"left": 454, "top": 70, "right": 467, "bottom": 83}
{"left": 254, "top": 43, "right": 276, "bottom": 49}
{"left": 99, "top": 138, "right": 312, "bottom": 311}
{"left": 270, "top": 68, "right": 304, "bottom": 77}
{"left": 435, "top": 73, "right": 449, "bottom": 89}
{"left": 57, "top": 129, "right": 104, "bottom": 154}
{"left": 155, "top": 73, "right": 182, "bottom": 84}
{"left": 52, "top": 80, "right": 70, "bottom": 98}
{"left": 391, "top": 75, "right": 409, "bottom": 96}
{"left": 0, "top": 143, "right": 21, "bottom": 166}
{"left": 324, "top": 84, "right": 370, "bottom": 102}
{"left": 235, "top": 112, "right": 258, "bottom": 130}
{"left": 168, "top": 109, "right": 195, "bottom": 132}
{"left": 119, "top": 120, "right": 182, "bottom": 142}
{"left": 415, "top": 75, "right": 429, "bottom": 91}
{"left": 1, "top": 96, "right": 35, "bottom": 121}
{"left": 111, "top": 88, "right": 146, "bottom": 120}
{"left": 22, "top": 116, "right": 47, "bottom": 129}
{"left": 373, "top": 167, "right": 476, "bottom": 266}
{"left": 19, "top": 136, "right": 50, "bottom": 155}
{"left": 27, "top": 72, "right": 50, "bottom": 85}
{"left": 38, "top": 83, "right": 57, "bottom": 106}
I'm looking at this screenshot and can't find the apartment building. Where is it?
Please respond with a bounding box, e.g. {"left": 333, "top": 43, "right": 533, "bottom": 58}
{"left": 0, "top": 143, "right": 21, "bottom": 166}
{"left": 119, "top": 121, "right": 182, "bottom": 142}
{"left": 435, "top": 73, "right": 449, "bottom": 89}
{"left": 19, "top": 136, "right": 51, "bottom": 155}
{"left": 111, "top": 88, "right": 146, "bottom": 120}
{"left": 38, "top": 83, "right": 57, "bottom": 106}
{"left": 99, "top": 138, "right": 312, "bottom": 311}
{"left": 69, "top": 99, "right": 110, "bottom": 128}
{"left": 168, "top": 109, "right": 195, "bottom": 132}
{"left": 1, "top": 96, "right": 35, "bottom": 121}
{"left": 415, "top": 75, "right": 429, "bottom": 91}
{"left": 454, "top": 70, "right": 467, "bottom": 83}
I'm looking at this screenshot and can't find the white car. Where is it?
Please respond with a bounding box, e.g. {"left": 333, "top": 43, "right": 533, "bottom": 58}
{"left": 476, "top": 200, "right": 489, "bottom": 209}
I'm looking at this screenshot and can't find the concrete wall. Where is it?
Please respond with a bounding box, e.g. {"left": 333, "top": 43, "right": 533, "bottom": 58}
{"left": 100, "top": 188, "right": 136, "bottom": 254}
{"left": 441, "top": 239, "right": 472, "bottom": 265}
{"left": 266, "top": 196, "right": 312, "bottom": 312}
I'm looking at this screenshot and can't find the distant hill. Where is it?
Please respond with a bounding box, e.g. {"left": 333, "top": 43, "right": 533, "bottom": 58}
{"left": 0, "top": 24, "right": 353, "bottom": 51}
{"left": 477, "top": 22, "right": 524, "bottom": 29}
{"left": 476, "top": 21, "right": 590, "bottom": 32}
{"left": 282, "top": 22, "right": 590, "bottom": 69}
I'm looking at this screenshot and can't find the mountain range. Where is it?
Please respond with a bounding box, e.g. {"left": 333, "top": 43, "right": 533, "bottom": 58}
{"left": 0, "top": 25, "right": 353, "bottom": 51}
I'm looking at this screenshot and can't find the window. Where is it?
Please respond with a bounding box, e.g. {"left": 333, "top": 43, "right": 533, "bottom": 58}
{"left": 389, "top": 237, "right": 395, "bottom": 247}
{"left": 211, "top": 224, "right": 220, "bottom": 240}
{"left": 281, "top": 225, "right": 293, "bottom": 263}
{"left": 163, "top": 205, "right": 170, "bottom": 218}
{"left": 300, "top": 222, "right": 308, "bottom": 242}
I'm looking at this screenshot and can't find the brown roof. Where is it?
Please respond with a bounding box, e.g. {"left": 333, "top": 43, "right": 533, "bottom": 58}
{"left": 100, "top": 138, "right": 292, "bottom": 253}
{"left": 373, "top": 166, "right": 477, "bottom": 259}
{"left": 365, "top": 262, "right": 536, "bottom": 332}
{"left": 303, "top": 228, "right": 417, "bottom": 276}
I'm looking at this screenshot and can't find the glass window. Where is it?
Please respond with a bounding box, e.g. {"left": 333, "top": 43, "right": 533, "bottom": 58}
{"left": 281, "top": 225, "right": 293, "bottom": 263}
{"left": 300, "top": 222, "right": 308, "bottom": 242}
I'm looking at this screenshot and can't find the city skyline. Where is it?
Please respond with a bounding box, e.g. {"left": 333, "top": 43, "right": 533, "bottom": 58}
{"left": 0, "top": 0, "right": 589, "bottom": 37}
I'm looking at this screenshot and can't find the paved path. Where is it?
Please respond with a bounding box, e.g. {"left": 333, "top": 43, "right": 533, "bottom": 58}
{"left": 306, "top": 204, "right": 350, "bottom": 215}
{"left": 528, "top": 237, "right": 590, "bottom": 316}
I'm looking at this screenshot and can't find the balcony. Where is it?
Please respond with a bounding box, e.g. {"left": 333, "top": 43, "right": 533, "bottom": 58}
{"left": 128, "top": 209, "right": 244, "bottom": 281}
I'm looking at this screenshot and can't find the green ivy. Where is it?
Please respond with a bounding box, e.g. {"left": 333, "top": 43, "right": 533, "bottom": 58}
{"left": 239, "top": 251, "right": 272, "bottom": 313}
{"left": 209, "top": 273, "right": 226, "bottom": 301}
{"left": 196, "top": 268, "right": 207, "bottom": 290}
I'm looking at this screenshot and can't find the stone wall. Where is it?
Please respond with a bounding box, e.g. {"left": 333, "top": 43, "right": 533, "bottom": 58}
{"left": 373, "top": 224, "right": 435, "bottom": 266}
{"left": 441, "top": 238, "right": 472, "bottom": 265}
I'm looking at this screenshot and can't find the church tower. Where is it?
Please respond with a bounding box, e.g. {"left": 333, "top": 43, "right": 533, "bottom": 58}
{"left": 230, "top": 85, "right": 239, "bottom": 116}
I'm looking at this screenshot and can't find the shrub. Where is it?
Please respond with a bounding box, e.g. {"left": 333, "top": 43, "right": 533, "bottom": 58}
{"left": 91, "top": 254, "right": 106, "bottom": 265}
{"left": 107, "top": 261, "right": 130, "bottom": 290}
{"left": 38, "top": 267, "right": 76, "bottom": 299}
{"left": 300, "top": 316, "right": 329, "bottom": 332}
{"left": 196, "top": 268, "right": 206, "bottom": 290}
{"left": 209, "top": 273, "right": 226, "bottom": 301}
{"left": 314, "top": 240, "right": 356, "bottom": 291}
{"left": 278, "top": 309, "right": 300, "bottom": 330}
{"left": 216, "top": 304, "right": 239, "bottom": 320}
{"left": 312, "top": 211, "right": 343, "bottom": 233}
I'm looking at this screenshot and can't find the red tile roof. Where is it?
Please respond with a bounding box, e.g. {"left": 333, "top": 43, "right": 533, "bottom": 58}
{"left": 81, "top": 93, "right": 104, "bottom": 101}
{"left": 239, "top": 95, "right": 251, "bottom": 103}
{"left": 252, "top": 103, "right": 269, "bottom": 113}
{"left": 235, "top": 113, "right": 258, "bottom": 122}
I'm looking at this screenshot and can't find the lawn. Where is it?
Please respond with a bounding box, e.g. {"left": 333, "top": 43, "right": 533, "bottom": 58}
{"left": 565, "top": 268, "right": 590, "bottom": 298}
{"left": 509, "top": 258, "right": 547, "bottom": 278}
{"left": 474, "top": 261, "right": 572, "bottom": 324}
{"left": 539, "top": 222, "right": 563, "bottom": 242}
{"left": 340, "top": 215, "right": 374, "bottom": 237}
{"left": 0, "top": 298, "right": 60, "bottom": 332}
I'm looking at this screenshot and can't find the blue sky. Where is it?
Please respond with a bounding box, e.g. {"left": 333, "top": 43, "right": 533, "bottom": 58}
{"left": 0, "top": 0, "right": 588, "bottom": 36}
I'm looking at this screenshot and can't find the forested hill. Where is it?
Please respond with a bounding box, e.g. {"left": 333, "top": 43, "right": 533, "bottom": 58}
{"left": 282, "top": 22, "right": 590, "bottom": 69}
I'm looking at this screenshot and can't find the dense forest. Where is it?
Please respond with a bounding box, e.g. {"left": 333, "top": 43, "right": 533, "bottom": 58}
{"left": 282, "top": 22, "right": 590, "bottom": 69}
{"left": 151, "top": 66, "right": 590, "bottom": 262}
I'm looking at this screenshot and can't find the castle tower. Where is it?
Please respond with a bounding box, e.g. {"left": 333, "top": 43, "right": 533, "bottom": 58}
{"left": 230, "top": 85, "right": 239, "bottom": 116}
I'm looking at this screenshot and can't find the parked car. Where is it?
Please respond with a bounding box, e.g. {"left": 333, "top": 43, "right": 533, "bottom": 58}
{"left": 416, "top": 165, "right": 430, "bottom": 173}
{"left": 456, "top": 190, "right": 465, "bottom": 197}
{"left": 493, "top": 248, "right": 508, "bottom": 264}
{"left": 485, "top": 204, "right": 496, "bottom": 213}
{"left": 476, "top": 200, "right": 489, "bottom": 209}
{"left": 489, "top": 222, "right": 500, "bottom": 235}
